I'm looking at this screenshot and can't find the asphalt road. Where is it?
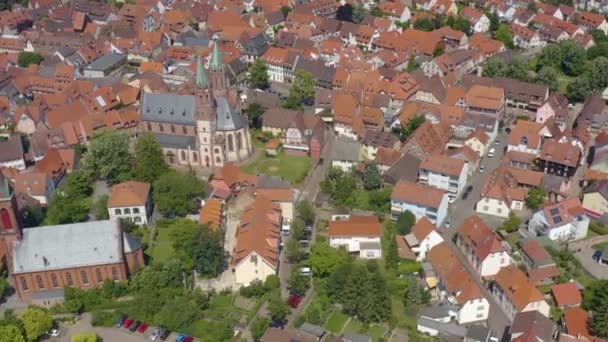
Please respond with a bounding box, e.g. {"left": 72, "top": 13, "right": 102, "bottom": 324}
{"left": 442, "top": 130, "right": 513, "bottom": 339}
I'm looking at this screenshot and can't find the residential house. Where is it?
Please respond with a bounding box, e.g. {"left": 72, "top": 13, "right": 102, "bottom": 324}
{"left": 383, "top": 153, "right": 422, "bottom": 185}
{"left": 374, "top": 147, "right": 402, "bottom": 174}
{"left": 528, "top": 197, "right": 589, "bottom": 241}
{"left": 535, "top": 93, "right": 570, "bottom": 129}
{"left": 377, "top": 1, "right": 411, "bottom": 23}
{"left": 537, "top": 140, "right": 582, "bottom": 178}
{"left": 331, "top": 138, "right": 360, "bottom": 173}
{"left": 199, "top": 199, "right": 224, "bottom": 231}
{"left": 590, "top": 131, "right": 608, "bottom": 173}
{"left": 551, "top": 282, "right": 582, "bottom": 308}
{"left": 460, "top": 7, "right": 490, "bottom": 33}
{"left": 391, "top": 180, "right": 449, "bottom": 226}
{"left": 403, "top": 217, "right": 444, "bottom": 261}
{"left": 328, "top": 216, "right": 382, "bottom": 259}
{"left": 465, "top": 129, "right": 490, "bottom": 157}
{"left": 491, "top": 265, "right": 551, "bottom": 320}
{"left": 510, "top": 311, "right": 556, "bottom": 342}
{"left": 332, "top": 94, "right": 360, "bottom": 139}
{"left": 519, "top": 240, "right": 560, "bottom": 285}
{"left": 578, "top": 11, "right": 608, "bottom": 34}
{"left": 401, "top": 120, "right": 453, "bottom": 158}
{"left": 422, "top": 50, "right": 475, "bottom": 78}
{"left": 208, "top": 164, "right": 257, "bottom": 199}
{"left": 261, "top": 47, "right": 298, "bottom": 83}
{"left": 461, "top": 85, "right": 505, "bottom": 118}
{"left": 13, "top": 172, "right": 55, "bottom": 208}
{"left": 0, "top": 137, "right": 25, "bottom": 171}
{"left": 232, "top": 195, "right": 281, "bottom": 286}
{"left": 426, "top": 243, "right": 490, "bottom": 324}
{"left": 107, "top": 181, "right": 152, "bottom": 226}
{"left": 582, "top": 179, "right": 608, "bottom": 219}
{"left": 444, "top": 146, "right": 482, "bottom": 175}
{"left": 360, "top": 130, "right": 398, "bottom": 161}
{"left": 462, "top": 76, "right": 549, "bottom": 111}
{"left": 510, "top": 24, "right": 544, "bottom": 49}
{"left": 507, "top": 120, "right": 544, "bottom": 155}
{"left": 261, "top": 108, "right": 325, "bottom": 158}
{"left": 12, "top": 219, "right": 144, "bottom": 301}
{"left": 577, "top": 92, "right": 608, "bottom": 133}
{"left": 561, "top": 307, "right": 596, "bottom": 341}
{"left": 419, "top": 154, "right": 469, "bottom": 200}
{"left": 476, "top": 167, "right": 529, "bottom": 218}
{"left": 456, "top": 216, "right": 511, "bottom": 278}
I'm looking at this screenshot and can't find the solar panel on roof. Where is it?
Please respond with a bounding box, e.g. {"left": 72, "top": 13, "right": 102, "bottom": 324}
{"left": 550, "top": 208, "right": 559, "bottom": 215}
{"left": 554, "top": 216, "right": 563, "bottom": 223}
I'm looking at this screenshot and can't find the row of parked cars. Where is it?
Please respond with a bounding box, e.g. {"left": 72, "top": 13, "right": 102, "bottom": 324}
{"left": 114, "top": 314, "right": 194, "bottom": 341}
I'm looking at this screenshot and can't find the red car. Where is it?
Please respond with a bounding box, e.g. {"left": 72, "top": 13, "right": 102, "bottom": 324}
{"left": 137, "top": 323, "right": 148, "bottom": 333}
{"left": 122, "top": 319, "right": 134, "bottom": 329}
{"left": 288, "top": 294, "right": 302, "bottom": 308}
{"left": 184, "top": 337, "right": 194, "bottom": 342}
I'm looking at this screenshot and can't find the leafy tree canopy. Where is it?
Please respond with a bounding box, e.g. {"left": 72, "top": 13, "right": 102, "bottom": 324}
{"left": 396, "top": 211, "right": 416, "bottom": 235}
{"left": 496, "top": 24, "right": 514, "bottom": 49}
{"left": 309, "top": 243, "right": 350, "bottom": 277}
{"left": 525, "top": 187, "right": 546, "bottom": 211}
{"left": 134, "top": 133, "right": 168, "bottom": 183}
{"left": 153, "top": 171, "right": 205, "bottom": 217}
{"left": 19, "top": 307, "right": 53, "bottom": 342}
{"left": 18, "top": 52, "right": 43, "bottom": 68}
{"left": 71, "top": 332, "right": 99, "bottom": 342}
{"left": 249, "top": 59, "right": 270, "bottom": 90}
{"left": 84, "top": 130, "right": 133, "bottom": 183}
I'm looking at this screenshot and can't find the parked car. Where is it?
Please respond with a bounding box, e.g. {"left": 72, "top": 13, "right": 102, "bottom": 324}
{"left": 123, "top": 319, "right": 134, "bottom": 329}
{"left": 115, "top": 314, "right": 127, "bottom": 327}
{"left": 130, "top": 321, "right": 141, "bottom": 332}
{"left": 466, "top": 185, "right": 473, "bottom": 193}
{"left": 176, "top": 333, "right": 193, "bottom": 342}
{"left": 593, "top": 250, "right": 602, "bottom": 261}
{"left": 138, "top": 323, "right": 149, "bottom": 333}
{"left": 149, "top": 327, "right": 162, "bottom": 341}
{"left": 300, "top": 266, "right": 311, "bottom": 276}
{"left": 487, "top": 148, "right": 495, "bottom": 158}
{"left": 479, "top": 164, "right": 486, "bottom": 173}
{"left": 444, "top": 221, "right": 451, "bottom": 229}
{"left": 47, "top": 328, "right": 60, "bottom": 337}
{"left": 159, "top": 328, "right": 171, "bottom": 341}
{"left": 288, "top": 294, "right": 303, "bottom": 308}
{"left": 462, "top": 192, "right": 469, "bottom": 200}
{"left": 494, "top": 138, "right": 500, "bottom": 145}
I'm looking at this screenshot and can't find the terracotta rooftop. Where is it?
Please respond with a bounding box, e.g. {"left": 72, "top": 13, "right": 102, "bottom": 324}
{"left": 420, "top": 154, "right": 465, "bottom": 177}
{"left": 199, "top": 199, "right": 223, "bottom": 230}
{"left": 108, "top": 181, "right": 151, "bottom": 208}
{"left": 392, "top": 180, "right": 446, "bottom": 209}
{"left": 494, "top": 265, "right": 544, "bottom": 311}
{"left": 328, "top": 215, "right": 382, "bottom": 237}
{"left": 551, "top": 282, "right": 582, "bottom": 307}
{"left": 457, "top": 215, "right": 505, "bottom": 261}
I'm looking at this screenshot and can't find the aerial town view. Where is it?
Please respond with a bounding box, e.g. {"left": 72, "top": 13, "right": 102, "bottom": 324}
{"left": 1, "top": 0, "right": 608, "bottom": 341}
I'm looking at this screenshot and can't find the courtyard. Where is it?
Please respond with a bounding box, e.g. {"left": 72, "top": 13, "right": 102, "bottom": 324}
{"left": 240, "top": 150, "right": 311, "bottom": 186}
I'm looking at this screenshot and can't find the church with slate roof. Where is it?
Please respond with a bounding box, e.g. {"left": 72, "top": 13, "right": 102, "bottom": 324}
{"left": 140, "top": 42, "right": 253, "bottom": 168}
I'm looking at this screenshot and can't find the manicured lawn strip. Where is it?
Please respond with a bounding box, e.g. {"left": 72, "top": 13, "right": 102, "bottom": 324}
{"left": 240, "top": 151, "right": 311, "bottom": 185}
{"left": 369, "top": 324, "right": 387, "bottom": 342}
{"left": 324, "top": 310, "right": 349, "bottom": 334}
{"left": 557, "top": 74, "right": 573, "bottom": 94}
{"left": 149, "top": 228, "right": 173, "bottom": 264}
{"left": 343, "top": 319, "right": 364, "bottom": 335}
{"left": 592, "top": 241, "right": 608, "bottom": 251}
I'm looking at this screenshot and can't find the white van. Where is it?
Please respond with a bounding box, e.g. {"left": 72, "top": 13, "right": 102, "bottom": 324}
{"left": 487, "top": 148, "right": 495, "bottom": 158}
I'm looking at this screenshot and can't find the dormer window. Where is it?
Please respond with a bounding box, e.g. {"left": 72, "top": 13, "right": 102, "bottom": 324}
{"left": 520, "top": 136, "right": 528, "bottom": 146}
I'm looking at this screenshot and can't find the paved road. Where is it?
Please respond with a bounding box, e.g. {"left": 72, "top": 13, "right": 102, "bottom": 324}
{"left": 442, "top": 131, "right": 513, "bottom": 339}
{"left": 52, "top": 313, "right": 162, "bottom": 342}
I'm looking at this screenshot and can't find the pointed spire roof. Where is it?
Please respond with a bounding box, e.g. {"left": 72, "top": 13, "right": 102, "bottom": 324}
{"left": 211, "top": 41, "right": 222, "bottom": 71}
{"left": 196, "top": 55, "right": 208, "bottom": 88}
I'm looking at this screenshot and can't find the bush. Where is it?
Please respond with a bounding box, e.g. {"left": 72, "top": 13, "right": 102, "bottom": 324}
{"left": 590, "top": 222, "right": 608, "bottom": 235}
{"left": 240, "top": 280, "right": 268, "bottom": 298}
{"left": 91, "top": 311, "right": 119, "bottom": 327}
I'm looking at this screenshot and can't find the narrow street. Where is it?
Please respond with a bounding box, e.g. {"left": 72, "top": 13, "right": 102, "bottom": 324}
{"left": 442, "top": 131, "right": 513, "bottom": 339}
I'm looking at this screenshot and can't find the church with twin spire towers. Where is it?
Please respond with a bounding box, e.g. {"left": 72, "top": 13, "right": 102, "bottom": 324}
{"left": 140, "top": 42, "right": 253, "bottom": 168}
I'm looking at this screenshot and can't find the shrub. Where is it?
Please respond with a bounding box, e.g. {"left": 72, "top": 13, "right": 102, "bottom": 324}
{"left": 240, "top": 280, "right": 268, "bottom": 298}
{"left": 91, "top": 311, "right": 119, "bottom": 327}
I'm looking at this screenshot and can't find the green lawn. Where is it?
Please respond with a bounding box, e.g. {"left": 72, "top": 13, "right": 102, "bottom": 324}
{"left": 557, "top": 74, "right": 573, "bottom": 94}
{"left": 592, "top": 241, "right": 608, "bottom": 251}
{"left": 343, "top": 319, "right": 364, "bottom": 335}
{"left": 148, "top": 228, "right": 173, "bottom": 264}
{"left": 324, "top": 310, "right": 349, "bottom": 334}
{"left": 369, "top": 324, "right": 387, "bottom": 342}
{"left": 210, "top": 294, "right": 234, "bottom": 308}
{"left": 240, "top": 151, "right": 311, "bottom": 185}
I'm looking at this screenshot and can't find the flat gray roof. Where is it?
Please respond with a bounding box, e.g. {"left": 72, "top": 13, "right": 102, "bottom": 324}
{"left": 13, "top": 219, "right": 124, "bottom": 274}
{"left": 84, "top": 53, "right": 125, "bottom": 71}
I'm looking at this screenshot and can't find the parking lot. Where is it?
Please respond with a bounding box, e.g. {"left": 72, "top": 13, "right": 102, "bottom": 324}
{"left": 49, "top": 313, "right": 182, "bottom": 342}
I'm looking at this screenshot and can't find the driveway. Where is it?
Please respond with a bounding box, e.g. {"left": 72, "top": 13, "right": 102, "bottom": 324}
{"left": 574, "top": 248, "right": 608, "bottom": 280}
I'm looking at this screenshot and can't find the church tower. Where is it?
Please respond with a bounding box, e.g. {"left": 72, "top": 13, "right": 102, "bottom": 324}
{"left": 0, "top": 171, "right": 20, "bottom": 271}
{"left": 195, "top": 55, "right": 215, "bottom": 168}
{"left": 209, "top": 41, "right": 229, "bottom": 98}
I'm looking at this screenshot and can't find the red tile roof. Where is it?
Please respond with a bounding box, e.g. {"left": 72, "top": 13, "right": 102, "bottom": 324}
{"left": 328, "top": 216, "right": 382, "bottom": 237}
{"left": 551, "top": 282, "right": 582, "bottom": 307}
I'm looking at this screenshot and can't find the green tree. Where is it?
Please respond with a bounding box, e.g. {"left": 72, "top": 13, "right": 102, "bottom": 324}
{"left": 297, "top": 200, "right": 315, "bottom": 225}
{"left": 154, "top": 296, "right": 201, "bottom": 331}
{"left": 71, "top": 332, "right": 99, "bottom": 342}
{"left": 309, "top": 243, "right": 350, "bottom": 277}
{"left": 482, "top": 58, "right": 506, "bottom": 77}
{"left": 499, "top": 212, "right": 521, "bottom": 233}
{"left": 168, "top": 219, "right": 226, "bottom": 276}
{"left": 406, "top": 56, "right": 418, "bottom": 72}
{"left": 537, "top": 44, "right": 564, "bottom": 71}
{"left": 153, "top": 170, "right": 205, "bottom": 217}
{"left": 403, "top": 276, "right": 422, "bottom": 313}
{"left": 134, "top": 133, "right": 168, "bottom": 183}
{"left": 487, "top": 11, "right": 499, "bottom": 32}
{"left": 559, "top": 40, "right": 587, "bottom": 76}
{"left": 336, "top": 4, "right": 354, "bottom": 22}
{"left": 327, "top": 263, "right": 354, "bottom": 302}
{"left": 19, "top": 307, "right": 53, "bottom": 342}
{"left": 401, "top": 115, "right": 425, "bottom": 140}
{"left": 496, "top": 24, "right": 514, "bottom": 49}
{"left": 130, "top": 260, "right": 186, "bottom": 292}
{"left": 588, "top": 42, "right": 608, "bottom": 60}
{"left": 588, "top": 57, "right": 608, "bottom": 90}
{"left": 93, "top": 194, "right": 110, "bottom": 220}
{"left": 450, "top": 16, "right": 472, "bottom": 36}
{"left": 0, "top": 325, "right": 24, "bottom": 342}
{"left": 536, "top": 66, "right": 559, "bottom": 91}
{"left": 245, "top": 103, "right": 265, "bottom": 129}
{"left": 505, "top": 55, "right": 530, "bottom": 82}
{"left": 44, "top": 191, "right": 90, "bottom": 225}
{"left": 249, "top": 58, "right": 270, "bottom": 90}
{"left": 363, "top": 163, "right": 382, "bottom": 190}
{"left": 567, "top": 76, "right": 592, "bottom": 102}
{"left": 268, "top": 296, "right": 290, "bottom": 324}
{"left": 20, "top": 205, "right": 45, "bottom": 228}
{"left": 285, "top": 238, "right": 306, "bottom": 264}
{"left": 589, "top": 280, "right": 608, "bottom": 338}
{"left": 396, "top": 211, "right": 416, "bottom": 235}
{"left": 413, "top": 18, "right": 435, "bottom": 32}
{"left": 251, "top": 316, "right": 270, "bottom": 341}
{"left": 385, "top": 233, "right": 400, "bottom": 271}
{"left": 84, "top": 130, "right": 133, "bottom": 183}
{"left": 358, "top": 269, "right": 391, "bottom": 323}
{"left": 284, "top": 70, "right": 316, "bottom": 109}
{"left": 342, "top": 264, "right": 369, "bottom": 316}
{"left": 288, "top": 266, "right": 309, "bottom": 295}
{"left": 525, "top": 187, "right": 546, "bottom": 211}
{"left": 280, "top": 5, "right": 291, "bottom": 17}
{"left": 18, "top": 52, "right": 43, "bottom": 68}
{"left": 265, "top": 274, "right": 280, "bottom": 289}
{"left": 66, "top": 171, "right": 93, "bottom": 197}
